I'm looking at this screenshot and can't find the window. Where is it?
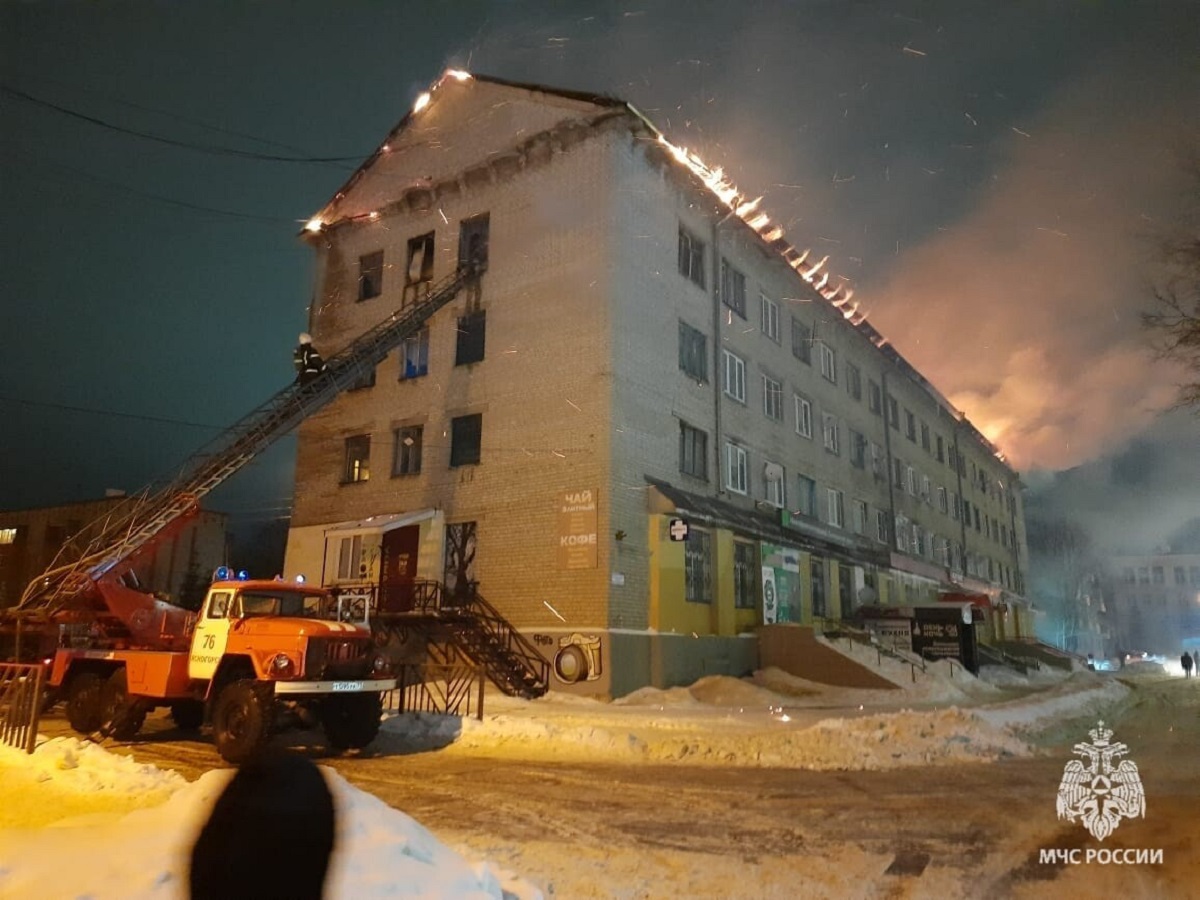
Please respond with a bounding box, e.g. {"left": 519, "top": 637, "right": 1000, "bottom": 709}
{"left": 358, "top": 250, "right": 383, "bottom": 301}
{"left": 936, "top": 434, "right": 945, "bottom": 462}
{"left": 845, "top": 363, "right": 862, "bottom": 400}
{"left": 0, "top": 527, "right": 16, "bottom": 544}
{"left": 760, "top": 294, "right": 780, "bottom": 342}
{"left": 826, "top": 489, "right": 844, "bottom": 528}
{"left": 393, "top": 425, "right": 423, "bottom": 475}
{"left": 870, "top": 442, "right": 884, "bottom": 479}
{"left": 723, "top": 350, "right": 746, "bottom": 402}
{"left": 1175, "top": 566, "right": 1187, "bottom": 585}
{"left": 818, "top": 342, "right": 837, "bottom": 383}
{"left": 343, "top": 435, "right": 370, "bottom": 483}
{"left": 791, "top": 318, "right": 812, "bottom": 364}
{"left": 876, "top": 509, "right": 889, "bottom": 543}
{"left": 904, "top": 409, "right": 917, "bottom": 441}
{"left": 764, "top": 462, "right": 785, "bottom": 507}
{"left": 974, "top": 507, "right": 981, "bottom": 531}
{"left": 795, "top": 474, "right": 817, "bottom": 517}
{"left": 725, "top": 442, "right": 749, "bottom": 494}
{"left": 678, "top": 227, "right": 706, "bottom": 288}
{"left": 920, "top": 422, "right": 931, "bottom": 451}
{"left": 950, "top": 491, "right": 960, "bottom": 520}
{"left": 868, "top": 380, "right": 882, "bottom": 414}
{"left": 794, "top": 394, "right": 813, "bottom": 438}
{"left": 679, "top": 422, "right": 708, "bottom": 480}
{"left": 720, "top": 258, "right": 746, "bottom": 318}
{"left": 905, "top": 465, "right": 917, "bottom": 496}
{"left": 887, "top": 396, "right": 899, "bottom": 430}
{"left": 348, "top": 366, "right": 376, "bottom": 391}
{"left": 920, "top": 475, "right": 931, "bottom": 502}
{"left": 337, "top": 536, "right": 363, "bottom": 580}
{"left": 1190, "top": 566, "right": 1200, "bottom": 585}
{"left": 450, "top": 413, "right": 482, "bottom": 467}
{"left": 685, "top": 529, "right": 713, "bottom": 603}
{"left": 399, "top": 328, "right": 429, "bottom": 379}
{"left": 822, "top": 413, "right": 840, "bottom": 454}
{"left": 733, "top": 542, "right": 759, "bottom": 609}
{"left": 1136, "top": 567, "right": 1149, "bottom": 584}
{"left": 937, "top": 486, "right": 948, "bottom": 514}
{"left": 458, "top": 214, "right": 490, "bottom": 271}
{"left": 455, "top": 309, "right": 486, "bottom": 365}
{"left": 852, "top": 499, "right": 869, "bottom": 535}
{"left": 762, "top": 375, "right": 783, "bottom": 421}
{"left": 895, "top": 515, "right": 909, "bottom": 552}
{"left": 1152, "top": 566, "right": 1165, "bottom": 584}
{"left": 893, "top": 457, "right": 905, "bottom": 488}
{"left": 404, "top": 232, "right": 434, "bottom": 303}
{"left": 810, "top": 557, "right": 827, "bottom": 617}
{"left": 848, "top": 429, "right": 867, "bottom": 468}
{"left": 678, "top": 321, "right": 708, "bottom": 381}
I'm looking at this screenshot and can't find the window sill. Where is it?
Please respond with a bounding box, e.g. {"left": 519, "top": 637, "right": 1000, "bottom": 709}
{"left": 339, "top": 479, "right": 370, "bottom": 487}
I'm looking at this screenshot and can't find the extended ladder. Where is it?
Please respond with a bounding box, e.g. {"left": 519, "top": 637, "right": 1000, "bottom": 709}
{"left": 18, "top": 266, "right": 476, "bottom": 615}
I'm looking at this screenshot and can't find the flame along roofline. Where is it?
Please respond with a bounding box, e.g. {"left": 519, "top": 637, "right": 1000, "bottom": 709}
{"left": 300, "top": 69, "right": 1012, "bottom": 472}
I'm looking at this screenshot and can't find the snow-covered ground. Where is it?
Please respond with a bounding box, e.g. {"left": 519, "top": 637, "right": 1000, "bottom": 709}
{"left": 0, "top": 655, "right": 1135, "bottom": 899}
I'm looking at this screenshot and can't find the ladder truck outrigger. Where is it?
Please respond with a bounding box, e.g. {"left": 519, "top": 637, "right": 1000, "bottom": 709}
{"left": 2, "top": 265, "right": 476, "bottom": 763}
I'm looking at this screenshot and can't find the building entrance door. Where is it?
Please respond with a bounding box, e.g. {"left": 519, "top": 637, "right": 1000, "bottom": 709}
{"left": 379, "top": 525, "right": 419, "bottom": 612}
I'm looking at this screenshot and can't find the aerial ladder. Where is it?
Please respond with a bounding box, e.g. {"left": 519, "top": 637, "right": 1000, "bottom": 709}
{"left": 13, "top": 264, "right": 476, "bottom": 628}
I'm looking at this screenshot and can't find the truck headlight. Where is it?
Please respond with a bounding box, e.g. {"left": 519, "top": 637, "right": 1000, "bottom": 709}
{"left": 371, "top": 654, "right": 390, "bottom": 674}
{"left": 271, "top": 653, "right": 295, "bottom": 676}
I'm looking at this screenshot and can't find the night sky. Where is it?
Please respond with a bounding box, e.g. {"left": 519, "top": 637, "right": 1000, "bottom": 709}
{"left": 3, "top": 1, "right": 1198, "bottom": 548}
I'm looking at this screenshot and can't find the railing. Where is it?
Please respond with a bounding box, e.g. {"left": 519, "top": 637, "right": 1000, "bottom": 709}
{"left": 815, "top": 616, "right": 930, "bottom": 684}
{"left": 0, "top": 662, "right": 46, "bottom": 754}
{"left": 385, "top": 663, "right": 485, "bottom": 720}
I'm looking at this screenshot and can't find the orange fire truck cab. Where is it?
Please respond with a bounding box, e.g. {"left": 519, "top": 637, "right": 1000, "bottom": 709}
{"left": 48, "top": 576, "right": 395, "bottom": 763}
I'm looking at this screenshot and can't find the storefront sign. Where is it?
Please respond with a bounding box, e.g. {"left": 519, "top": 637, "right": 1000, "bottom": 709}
{"left": 557, "top": 489, "right": 598, "bottom": 569}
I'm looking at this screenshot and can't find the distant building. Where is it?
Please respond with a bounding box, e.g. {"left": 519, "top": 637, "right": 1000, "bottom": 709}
{"left": 284, "top": 71, "right": 1030, "bottom": 695}
{"left": 1105, "top": 553, "right": 1200, "bottom": 653}
{"left": 0, "top": 495, "right": 227, "bottom": 609}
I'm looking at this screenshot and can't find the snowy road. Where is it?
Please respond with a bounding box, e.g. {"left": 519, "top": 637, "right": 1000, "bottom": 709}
{"left": 32, "top": 674, "right": 1200, "bottom": 898}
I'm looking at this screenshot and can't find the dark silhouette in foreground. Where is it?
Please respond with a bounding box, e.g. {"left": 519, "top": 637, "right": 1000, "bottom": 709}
{"left": 190, "top": 751, "right": 335, "bottom": 900}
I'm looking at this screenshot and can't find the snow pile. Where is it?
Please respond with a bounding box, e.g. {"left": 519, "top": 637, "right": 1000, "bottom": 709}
{"left": 0, "top": 737, "right": 185, "bottom": 828}
{"left": 0, "top": 744, "right": 540, "bottom": 899}
{"left": 385, "top": 674, "right": 1036, "bottom": 770}
{"left": 975, "top": 672, "right": 1130, "bottom": 732}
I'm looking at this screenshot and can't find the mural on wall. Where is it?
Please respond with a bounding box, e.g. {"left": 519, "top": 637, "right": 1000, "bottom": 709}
{"left": 534, "top": 632, "right": 603, "bottom": 684}
{"left": 760, "top": 542, "right": 803, "bottom": 623}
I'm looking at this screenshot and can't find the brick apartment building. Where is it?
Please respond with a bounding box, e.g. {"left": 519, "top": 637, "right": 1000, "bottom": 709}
{"left": 282, "top": 71, "right": 1030, "bottom": 696}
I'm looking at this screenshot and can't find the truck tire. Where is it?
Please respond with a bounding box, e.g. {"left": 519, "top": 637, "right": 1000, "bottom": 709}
{"left": 170, "top": 700, "right": 205, "bottom": 732}
{"left": 101, "top": 669, "right": 147, "bottom": 741}
{"left": 321, "top": 692, "right": 383, "bottom": 751}
{"left": 212, "top": 681, "right": 273, "bottom": 764}
{"left": 66, "top": 672, "right": 106, "bottom": 733}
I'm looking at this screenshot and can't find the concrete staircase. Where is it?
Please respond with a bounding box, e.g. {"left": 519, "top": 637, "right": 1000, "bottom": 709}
{"left": 758, "top": 624, "right": 899, "bottom": 690}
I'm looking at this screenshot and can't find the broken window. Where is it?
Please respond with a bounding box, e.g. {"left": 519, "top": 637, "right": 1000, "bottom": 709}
{"left": 404, "top": 232, "right": 435, "bottom": 305}
{"left": 358, "top": 251, "right": 383, "bottom": 301}
{"left": 455, "top": 309, "right": 486, "bottom": 365}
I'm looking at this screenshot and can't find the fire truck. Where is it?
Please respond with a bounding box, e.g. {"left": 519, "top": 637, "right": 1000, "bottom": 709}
{"left": 2, "top": 267, "right": 475, "bottom": 762}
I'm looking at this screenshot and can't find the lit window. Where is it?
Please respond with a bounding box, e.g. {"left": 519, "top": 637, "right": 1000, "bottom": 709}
{"left": 0, "top": 527, "right": 16, "bottom": 544}
{"left": 343, "top": 435, "right": 371, "bottom": 483}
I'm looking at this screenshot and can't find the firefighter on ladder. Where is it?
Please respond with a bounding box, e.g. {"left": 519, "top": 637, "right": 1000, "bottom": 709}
{"left": 293, "top": 333, "right": 327, "bottom": 385}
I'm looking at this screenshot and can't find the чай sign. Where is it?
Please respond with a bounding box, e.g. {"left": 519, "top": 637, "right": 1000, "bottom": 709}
{"left": 558, "top": 489, "right": 598, "bottom": 569}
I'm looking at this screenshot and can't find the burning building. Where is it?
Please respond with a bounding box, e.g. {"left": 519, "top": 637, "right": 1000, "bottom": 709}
{"left": 282, "top": 71, "right": 1030, "bottom": 695}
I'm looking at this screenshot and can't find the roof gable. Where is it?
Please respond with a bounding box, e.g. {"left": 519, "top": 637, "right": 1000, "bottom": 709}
{"left": 310, "top": 72, "right": 624, "bottom": 226}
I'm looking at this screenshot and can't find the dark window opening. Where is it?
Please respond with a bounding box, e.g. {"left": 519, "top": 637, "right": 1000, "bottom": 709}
{"left": 404, "top": 232, "right": 435, "bottom": 305}
{"left": 358, "top": 251, "right": 383, "bottom": 301}
{"left": 458, "top": 214, "right": 490, "bottom": 273}
{"left": 450, "top": 414, "right": 482, "bottom": 467}
{"left": 455, "top": 309, "right": 486, "bottom": 366}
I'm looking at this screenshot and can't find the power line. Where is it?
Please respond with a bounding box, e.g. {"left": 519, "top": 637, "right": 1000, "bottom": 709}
{"left": 1, "top": 84, "right": 366, "bottom": 165}
{"left": 0, "top": 395, "right": 223, "bottom": 430}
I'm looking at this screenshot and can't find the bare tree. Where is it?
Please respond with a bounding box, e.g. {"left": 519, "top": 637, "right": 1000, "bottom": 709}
{"left": 1143, "top": 158, "right": 1200, "bottom": 407}
{"left": 1026, "top": 516, "right": 1102, "bottom": 653}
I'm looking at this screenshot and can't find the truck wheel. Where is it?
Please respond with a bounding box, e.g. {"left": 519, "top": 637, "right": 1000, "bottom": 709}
{"left": 101, "top": 669, "right": 147, "bottom": 741}
{"left": 170, "top": 700, "right": 205, "bottom": 732}
{"left": 212, "top": 681, "right": 273, "bottom": 764}
{"left": 66, "top": 672, "right": 106, "bottom": 733}
{"left": 321, "top": 692, "right": 383, "bottom": 751}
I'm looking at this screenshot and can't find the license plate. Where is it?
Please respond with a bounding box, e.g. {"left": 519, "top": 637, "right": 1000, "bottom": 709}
{"left": 332, "top": 681, "right": 364, "bottom": 692}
